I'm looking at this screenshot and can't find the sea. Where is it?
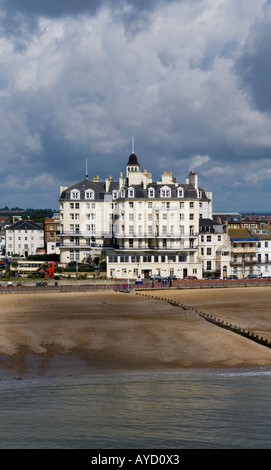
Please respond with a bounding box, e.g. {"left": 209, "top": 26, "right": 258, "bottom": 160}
{"left": 1, "top": 367, "right": 271, "bottom": 451}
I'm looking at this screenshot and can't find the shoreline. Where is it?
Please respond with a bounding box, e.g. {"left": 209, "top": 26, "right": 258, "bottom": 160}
{"left": 0, "top": 287, "right": 271, "bottom": 381}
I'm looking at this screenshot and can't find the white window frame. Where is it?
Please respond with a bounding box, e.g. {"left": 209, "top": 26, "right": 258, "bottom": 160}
{"left": 160, "top": 186, "right": 171, "bottom": 198}
{"left": 148, "top": 187, "right": 155, "bottom": 198}
{"left": 71, "top": 189, "right": 80, "bottom": 199}
{"left": 128, "top": 187, "right": 135, "bottom": 198}
{"left": 85, "top": 189, "right": 94, "bottom": 199}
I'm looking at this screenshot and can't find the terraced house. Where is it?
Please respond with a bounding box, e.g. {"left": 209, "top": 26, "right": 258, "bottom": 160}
{"left": 58, "top": 152, "right": 213, "bottom": 280}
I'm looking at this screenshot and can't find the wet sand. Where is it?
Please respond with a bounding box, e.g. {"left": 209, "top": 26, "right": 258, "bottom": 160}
{"left": 0, "top": 286, "right": 271, "bottom": 380}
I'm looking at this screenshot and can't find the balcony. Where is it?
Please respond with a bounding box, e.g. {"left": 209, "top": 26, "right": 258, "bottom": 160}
{"left": 230, "top": 258, "right": 257, "bottom": 266}
{"left": 113, "top": 231, "right": 198, "bottom": 239}
{"left": 57, "top": 231, "right": 105, "bottom": 238}
{"left": 58, "top": 242, "right": 104, "bottom": 249}
{"left": 113, "top": 245, "right": 197, "bottom": 253}
{"left": 231, "top": 246, "right": 257, "bottom": 253}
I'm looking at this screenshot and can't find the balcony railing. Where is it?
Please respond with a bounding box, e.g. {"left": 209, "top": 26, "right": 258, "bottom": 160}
{"left": 113, "top": 232, "right": 198, "bottom": 239}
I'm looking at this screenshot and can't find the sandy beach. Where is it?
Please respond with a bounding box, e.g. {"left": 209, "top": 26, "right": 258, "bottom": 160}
{"left": 0, "top": 285, "right": 271, "bottom": 380}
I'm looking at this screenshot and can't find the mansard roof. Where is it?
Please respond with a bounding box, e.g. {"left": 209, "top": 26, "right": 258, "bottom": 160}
{"left": 127, "top": 153, "right": 140, "bottom": 166}
{"left": 60, "top": 178, "right": 209, "bottom": 201}
{"left": 7, "top": 220, "right": 43, "bottom": 231}
{"left": 60, "top": 178, "right": 107, "bottom": 201}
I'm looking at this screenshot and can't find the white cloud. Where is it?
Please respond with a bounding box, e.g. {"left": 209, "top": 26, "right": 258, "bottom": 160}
{"left": 0, "top": 0, "right": 271, "bottom": 210}
{"left": 190, "top": 154, "right": 210, "bottom": 168}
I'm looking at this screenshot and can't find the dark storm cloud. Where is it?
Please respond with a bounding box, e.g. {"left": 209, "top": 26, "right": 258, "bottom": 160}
{"left": 0, "top": 0, "right": 271, "bottom": 211}
{"left": 235, "top": 4, "right": 271, "bottom": 113}
{"left": 1, "top": 0, "right": 170, "bottom": 20}
{"left": 1, "top": 0, "right": 102, "bottom": 18}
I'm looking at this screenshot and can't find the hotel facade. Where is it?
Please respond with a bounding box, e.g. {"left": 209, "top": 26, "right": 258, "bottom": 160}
{"left": 59, "top": 153, "right": 213, "bottom": 280}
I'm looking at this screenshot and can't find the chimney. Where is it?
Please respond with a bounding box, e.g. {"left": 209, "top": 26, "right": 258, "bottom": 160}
{"left": 188, "top": 170, "right": 198, "bottom": 189}
{"left": 93, "top": 175, "right": 99, "bottom": 181}
{"left": 106, "top": 175, "right": 113, "bottom": 192}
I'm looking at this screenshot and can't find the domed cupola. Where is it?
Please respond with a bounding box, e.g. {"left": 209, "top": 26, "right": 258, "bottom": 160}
{"left": 127, "top": 152, "right": 140, "bottom": 167}
{"left": 126, "top": 138, "right": 140, "bottom": 178}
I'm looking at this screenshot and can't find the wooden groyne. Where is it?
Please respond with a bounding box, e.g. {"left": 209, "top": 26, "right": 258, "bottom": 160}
{"left": 136, "top": 292, "right": 271, "bottom": 350}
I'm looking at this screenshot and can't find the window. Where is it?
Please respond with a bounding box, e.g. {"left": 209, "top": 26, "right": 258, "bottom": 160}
{"left": 148, "top": 188, "right": 155, "bottom": 198}
{"left": 160, "top": 186, "right": 171, "bottom": 198}
{"left": 71, "top": 189, "right": 80, "bottom": 199}
{"left": 207, "top": 261, "right": 212, "bottom": 270}
{"left": 109, "top": 255, "right": 118, "bottom": 263}
{"left": 190, "top": 214, "right": 194, "bottom": 220}
{"left": 190, "top": 202, "right": 194, "bottom": 208}
{"left": 177, "top": 188, "right": 183, "bottom": 198}
{"left": 128, "top": 187, "right": 134, "bottom": 198}
{"left": 75, "top": 203, "right": 79, "bottom": 209}
{"left": 207, "top": 248, "right": 211, "bottom": 255}
{"left": 70, "top": 203, "right": 74, "bottom": 209}
{"left": 85, "top": 189, "right": 94, "bottom": 199}
{"left": 207, "top": 235, "right": 212, "bottom": 242}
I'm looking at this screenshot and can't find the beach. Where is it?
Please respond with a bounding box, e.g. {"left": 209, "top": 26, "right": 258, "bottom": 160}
{"left": 0, "top": 285, "right": 271, "bottom": 380}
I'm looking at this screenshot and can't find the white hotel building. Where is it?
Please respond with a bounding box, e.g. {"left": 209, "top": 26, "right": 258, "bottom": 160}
{"left": 59, "top": 153, "right": 213, "bottom": 280}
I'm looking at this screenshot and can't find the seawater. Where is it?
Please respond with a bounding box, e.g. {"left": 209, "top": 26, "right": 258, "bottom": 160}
{"left": 1, "top": 367, "right": 271, "bottom": 449}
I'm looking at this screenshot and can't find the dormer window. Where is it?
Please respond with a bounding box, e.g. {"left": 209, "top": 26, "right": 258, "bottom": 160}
{"left": 112, "top": 190, "right": 118, "bottom": 200}
{"left": 177, "top": 187, "right": 184, "bottom": 198}
{"left": 160, "top": 186, "right": 171, "bottom": 198}
{"left": 71, "top": 189, "right": 80, "bottom": 199}
{"left": 121, "top": 188, "right": 125, "bottom": 198}
{"left": 128, "top": 187, "right": 135, "bottom": 198}
{"left": 148, "top": 187, "right": 155, "bottom": 198}
{"left": 85, "top": 189, "right": 94, "bottom": 199}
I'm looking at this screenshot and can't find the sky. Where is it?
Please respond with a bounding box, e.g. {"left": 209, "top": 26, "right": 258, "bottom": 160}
{"left": 1, "top": 0, "right": 271, "bottom": 212}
